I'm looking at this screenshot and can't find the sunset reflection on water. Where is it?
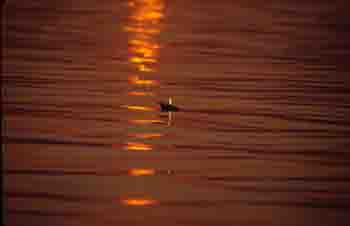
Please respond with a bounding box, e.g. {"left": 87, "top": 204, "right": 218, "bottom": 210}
{"left": 129, "top": 119, "right": 164, "bottom": 125}
{"left": 126, "top": 0, "right": 164, "bottom": 74}
{"left": 121, "top": 105, "right": 155, "bottom": 111}
{"left": 128, "top": 75, "right": 158, "bottom": 86}
{"left": 128, "top": 168, "right": 156, "bottom": 176}
{"left": 128, "top": 91, "right": 155, "bottom": 96}
{"left": 124, "top": 0, "right": 165, "bottom": 149}
{"left": 124, "top": 142, "right": 153, "bottom": 151}
{"left": 121, "top": 0, "right": 165, "bottom": 208}
{"left": 5, "top": 0, "right": 350, "bottom": 225}
{"left": 121, "top": 198, "right": 159, "bottom": 206}
{"left": 129, "top": 133, "right": 163, "bottom": 139}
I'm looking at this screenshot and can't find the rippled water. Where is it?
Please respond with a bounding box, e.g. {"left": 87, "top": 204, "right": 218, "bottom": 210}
{"left": 3, "top": 1, "right": 350, "bottom": 226}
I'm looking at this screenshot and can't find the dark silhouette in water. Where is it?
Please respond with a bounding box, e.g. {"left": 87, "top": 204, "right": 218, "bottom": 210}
{"left": 159, "top": 98, "right": 180, "bottom": 112}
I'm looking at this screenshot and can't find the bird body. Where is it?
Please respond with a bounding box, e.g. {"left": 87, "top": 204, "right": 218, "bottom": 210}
{"left": 159, "top": 98, "right": 180, "bottom": 112}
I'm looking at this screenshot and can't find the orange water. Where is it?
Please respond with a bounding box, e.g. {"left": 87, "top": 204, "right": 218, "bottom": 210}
{"left": 3, "top": 1, "right": 350, "bottom": 226}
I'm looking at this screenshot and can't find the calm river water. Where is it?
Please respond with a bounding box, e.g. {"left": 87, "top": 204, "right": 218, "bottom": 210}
{"left": 3, "top": 1, "right": 350, "bottom": 226}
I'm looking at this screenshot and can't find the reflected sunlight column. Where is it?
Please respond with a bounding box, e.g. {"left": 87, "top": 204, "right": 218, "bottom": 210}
{"left": 125, "top": 0, "right": 164, "bottom": 88}
{"left": 120, "top": 0, "right": 166, "bottom": 206}
{"left": 123, "top": 0, "right": 165, "bottom": 153}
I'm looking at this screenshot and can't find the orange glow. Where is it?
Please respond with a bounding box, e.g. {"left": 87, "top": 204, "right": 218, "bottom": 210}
{"left": 127, "top": 0, "right": 164, "bottom": 22}
{"left": 124, "top": 26, "right": 160, "bottom": 34}
{"left": 129, "top": 39, "right": 160, "bottom": 49}
{"left": 121, "top": 198, "right": 158, "bottom": 206}
{"left": 125, "top": 142, "right": 153, "bottom": 151}
{"left": 131, "top": 46, "right": 155, "bottom": 58}
{"left": 126, "top": 0, "right": 164, "bottom": 74}
{"left": 130, "top": 133, "right": 163, "bottom": 139}
{"left": 128, "top": 168, "right": 156, "bottom": 176}
{"left": 128, "top": 1, "right": 136, "bottom": 7}
{"left": 138, "top": 64, "right": 154, "bottom": 72}
{"left": 128, "top": 91, "right": 154, "bottom": 96}
{"left": 128, "top": 75, "right": 158, "bottom": 86}
{"left": 124, "top": 0, "right": 164, "bottom": 154}
{"left": 129, "top": 119, "right": 164, "bottom": 124}
{"left": 132, "top": 11, "right": 163, "bottom": 21}
{"left": 122, "top": 105, "right": 155, "bottom": 111}
{"left": 129, "top": 56, "right": 156, "bottom": 63}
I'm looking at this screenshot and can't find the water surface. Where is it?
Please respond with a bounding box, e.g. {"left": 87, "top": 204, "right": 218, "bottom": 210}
{"left": 3, "top": 1, "right": 350, "bottom": 226}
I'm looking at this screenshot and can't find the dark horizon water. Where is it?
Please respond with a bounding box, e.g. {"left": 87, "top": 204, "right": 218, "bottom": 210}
{"left": 3, "top": 1, "right": 350, "bottom": 226}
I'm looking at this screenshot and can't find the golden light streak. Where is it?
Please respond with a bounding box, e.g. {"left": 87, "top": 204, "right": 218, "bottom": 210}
{"left": 129, "top": 119, "right": 164, "bottom": 124}
{"left": 132, "top": 11, "right": 163, "bottom": 21}
{"left": 126, "top": 0, "right": 164, "bottom": 74}
{"left": 128, "top": 168, "right": 156, "bottom": 176}
{"left": 130, "top": 46, "right": 155, "bottom": 58}
{"left": 129, "top": 39, "right": 160, "bottom": 49}
{"left": 121, "top": 198, "right": 159, "bottom": 206}
{"left": 129, "top": 133, "right": 163, "bottom": 139}
{"left": 128, "top": 75, "right": 158, "bottom": 86}
{"left": 127, "top": 0, "right": 164, "bottom": 22}
{"left": 128, "top": 91, "right": 154, "bottom": 96}
{"left": 129, "top": 56, "right": 156, "bottom": 64}
{"left": 138, "top": 64, "right": 154, "bottom": 72}
{"left": 122, "top": 105, "right": 155, "bottom": 111}
{"left": 123, "top": 26, "right": 160, "bottom": 34}
{"left": 125, "top": 142, "right": 153, "bottom": 151}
